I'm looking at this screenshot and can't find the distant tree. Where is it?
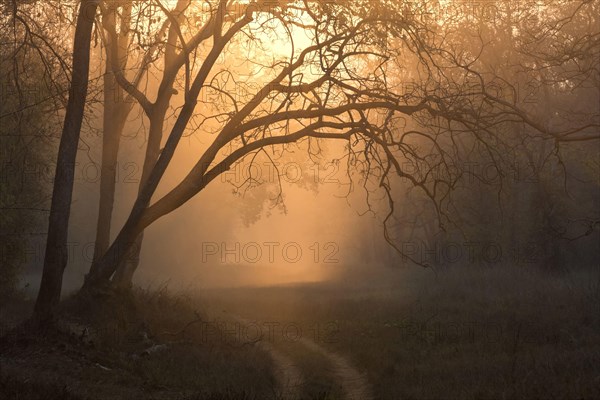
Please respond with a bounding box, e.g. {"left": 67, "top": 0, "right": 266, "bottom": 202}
{"left": 385, "top": 0, "right": 600, "bottom": 271}
{"left": 0, "top": 0, "right": 68, "bottom": 300}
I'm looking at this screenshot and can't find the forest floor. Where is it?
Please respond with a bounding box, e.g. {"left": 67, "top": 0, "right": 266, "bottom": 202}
{"left": 1, "top": 264, "right": 600, "bottom": 399}
{"left": 0, "top": 288, "right": 279, "bottom": 400}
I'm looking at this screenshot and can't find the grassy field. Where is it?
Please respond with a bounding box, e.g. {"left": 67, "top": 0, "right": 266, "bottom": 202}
{"left": 2, "top": 264, "right": 599, "bottom": 399}
{"left": 199, "top": 264, "right": 600, "bottom": 399}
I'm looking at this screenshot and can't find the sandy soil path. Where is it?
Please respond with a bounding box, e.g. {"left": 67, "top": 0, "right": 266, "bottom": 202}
{"left": 298, "top": 337, "right": 373, "bottom": 400}
{"left": 231, "top": 314, "right": 372, "bottom": 400}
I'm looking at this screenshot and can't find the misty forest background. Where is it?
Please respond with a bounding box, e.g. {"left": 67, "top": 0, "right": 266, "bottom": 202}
{"left": 1, "top": 0, "right": 600, "bottom": 398}
{"left": 2, "top": 0, "right": 598, "bottom": 310}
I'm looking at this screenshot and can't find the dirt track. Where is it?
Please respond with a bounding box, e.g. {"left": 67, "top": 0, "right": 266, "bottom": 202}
{"left": 232, "top": 314, "right": 372, "bottom": 400}
{"left": 297, "top": 337, "right": 373, "bottom": 400}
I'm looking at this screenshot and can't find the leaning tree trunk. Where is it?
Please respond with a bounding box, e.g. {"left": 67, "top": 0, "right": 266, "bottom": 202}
{"left": 110, "top": 0, "right": 188, "bottom": 289}
{"left": 34, "top": 0, "right": 99, "bottom": 322}
{"left": 110, "top": 99, "right": 169, "bottom": 289}
{"left": 111, "top": 232, "right": 143, "bottom": 288}
{"left": 108, "top": 0, "right": 242, "bottom": 288}
{"left": 85, "top": 12, "right": 250, "bottom": 289}
{"left": 83, "top": 98, "right": 200, "bottom": 288}
{"left": 110, "top": 18, "right": 181, "bottom": 289}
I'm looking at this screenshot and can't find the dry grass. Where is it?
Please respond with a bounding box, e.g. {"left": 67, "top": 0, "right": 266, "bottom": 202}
{"left": 3, "top": 265, "right": 598, "bottom": 399}
{"left": 199, "top": 264, "right": 600, "bottom": 399}
{"left": 0, "top": 285, "right": 279, "bottom": 400}
{"left": 325, "top": 265, "right": 600, "bottom": 399}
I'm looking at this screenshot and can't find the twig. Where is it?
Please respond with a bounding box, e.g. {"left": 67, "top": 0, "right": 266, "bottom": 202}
{"left": 161, "top": 311, "right": 203, "bottom": 338}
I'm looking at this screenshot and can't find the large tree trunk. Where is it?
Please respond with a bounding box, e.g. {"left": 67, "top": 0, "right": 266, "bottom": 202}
{"left": 83, "top": 97, "right": 199, "bottom": 288}
{"left": 106, "top": 0, "right": 236, "bottom": 289}
{"left": 111, "top": 232, "right": 143, "bottom": 288}
{"left": 34, "top": 0, "right": 99, "bottom": 322}
{"left": 84, "top": 10, "right": 252, "bottom": 288}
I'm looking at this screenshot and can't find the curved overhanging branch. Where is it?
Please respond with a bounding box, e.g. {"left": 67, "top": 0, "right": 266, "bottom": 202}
{"left": 144, "top": 120, "right": 364, "bottom": 224}
{"left": 81, "top": 0, "right": 600, "bottom": 286}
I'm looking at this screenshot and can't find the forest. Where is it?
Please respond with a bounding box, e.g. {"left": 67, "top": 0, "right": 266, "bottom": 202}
{"left": 1, "top": 0, "right": 599, "bottom": 399}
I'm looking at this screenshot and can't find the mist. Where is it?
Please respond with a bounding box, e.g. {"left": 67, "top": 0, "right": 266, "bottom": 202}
{"left": 2, "top": 1, "right": 599, "bottom": 399}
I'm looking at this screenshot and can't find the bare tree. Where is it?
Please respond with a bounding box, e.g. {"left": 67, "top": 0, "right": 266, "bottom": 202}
{"left": 92, "top": 0, "right": 170, "bottom": 288}
{"left": 12, "top": 0, "right": 595, "bottom": 313}
{"left": 0, "top": 0, "right": 69, "bottom": 299}
{"left": 34, "top": 0, "right": 99, "bottom": 322}
{"left": 80, "top": 0, "right": 599, "bottom": 289}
